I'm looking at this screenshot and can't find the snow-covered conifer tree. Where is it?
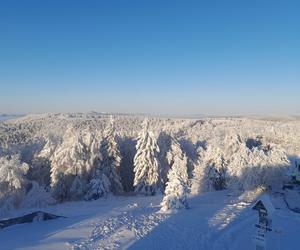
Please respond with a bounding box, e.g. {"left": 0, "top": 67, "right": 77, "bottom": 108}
{"left": 160, "top": 138, "right": 189, "bottom": 211}
{"left": 192, "top": 144, "right": 228, "bottom": 193}
{"left": 190, "top": 147, "right": 207, "bottom": 195}
{"left": 0, "top": 154, "right": 29, "bottom": 214}
{"left": 37, "top": 134, "right": 59, "bottom": 161}
{"left": 0, "top": 154, "right": 29, "bottom": 193}
{"left": 28, "top": 156, "right": 51, "bottom": 188}
{"left": 192, "top": 133, "right": 290, "bottom": 194}
{"left": 238, "top": 142, "right": 289, "bottom": 190}
{"left": 133, "top": 118, "right": 161, "bottom": 195}
{"left": 50, "top": 126, "right": 89, "bottom": 201}
{"left": 82, "top": 129, "right": 101, "bottom": 174}
{"left": 157, "top": 132, "right": 173, "bottom": 187}
{"left": 98, "top": 117, "right": 122, "bottom": 193}
{"left": 85, "top": 117, "right": 123, "bottom": 198}
{"left": 21, "top": 181, "right": 55, "bottom": 208}
{"left": 206, "top": 155, "right": 227, "bottom": 190}
{"left": 85, "top": 174, "right": 111, "bottom": 200}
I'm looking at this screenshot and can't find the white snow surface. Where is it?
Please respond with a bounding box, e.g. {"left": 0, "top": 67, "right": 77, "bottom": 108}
{"left": 1, "top": 190, "right": 299, "bottom": 250}
{"left": 1, "top": 113, "right": 300, "bottom": 249}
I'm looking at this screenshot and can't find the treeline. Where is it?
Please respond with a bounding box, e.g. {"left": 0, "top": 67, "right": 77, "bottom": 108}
{"left": 0, "top": 117, "right": 290, "bottom": 215}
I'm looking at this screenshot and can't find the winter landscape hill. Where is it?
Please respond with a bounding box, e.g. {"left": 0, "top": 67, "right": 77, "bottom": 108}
{"left": 0, "top": 113, "right": 300, "bottom": 249}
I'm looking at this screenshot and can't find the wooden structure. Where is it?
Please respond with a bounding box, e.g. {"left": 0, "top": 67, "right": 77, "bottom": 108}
{"left": 252, "top": 195, "right": 275, "bottom": 250}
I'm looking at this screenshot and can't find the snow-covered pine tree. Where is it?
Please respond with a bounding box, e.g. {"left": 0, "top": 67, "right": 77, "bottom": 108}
{"left": 191, "top": 139, "right": 228, "bottom": 194}
{"left": 98, "top": 116, "right": 123, "bottom": 194}
{"left": 207, "top": 155, "right": 227, "bottom": 191}
{"left": 50, "top": 126, "right": 89, "bottom": 201}
{"left": 0, "top": 154, "right": 29, "bottom": 215}
{"left": 0, "top": 154, "right": 29, "bottom": 193}
{"left": 84, "top": 132, "right": 108, "bottom": 200}
{"left": 27, "top": 135, "right": 59, "bottom": 190}
{"left": 37, "top": 134, "right": 59, "bottom": 161}
{"left": 27, "top": 156, "right": 51, "bottom": 188}
{"left": 133, "top": 118, "right": 161, "bottom": 195}
{"left": 260, "top": 143, "right": 290, "bottom": 189}
{"left": 85, "top": 117, "right": 123, "bottom": 199}
{"left": 85, "top": 174, "right": 111, "bottom": 200}
{"left": 192, "top": 133, "right": 290, "bottom": 194}
{"left": 157, "top": 132, "right": 173, "bottom": 188}
{"left": 190, "top": 147, "right": 206, "bottom": 195}
{"left": 82, "top": 128, "right": 100, "bottom": 174}
{"left": 237, "top": 142, "right": 289, "bottom": 190}
{"left": 21, "top": 181, "right": 55, "bottom": 209}
{"left": 160, "top": 137, "right": 189, "bottom": 211}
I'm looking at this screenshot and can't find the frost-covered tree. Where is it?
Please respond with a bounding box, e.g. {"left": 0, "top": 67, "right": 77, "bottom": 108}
{"left": 84, "top": 133, "right": 108, "bottom": 200}
{"left": 192, "top": 144, "right": 228, "bottom": 194}
{"left": 37, "top": 135, "right": 59, "bottom": 161}
{"left": 0, "top": 154, "right": 29, "bottom": 193}
{"left": 192, "top": 133, "right": 290, "bottom": 194}
{"left": 82, "top": 129, "right": 101, "bottom": 174}
{"left": 133, "top": 118, "right": 161, "bottom": 195}
{"left": 190, "top": 153, "right": 205, "bottom": 195}
{"left": 86, "top": 117, "right": 123, "bottom": 199}
{"left": 206, "top": 155, "right": 227, "bottom": 191}
{"left": 21, "top": 181, "right": 55, "bottom": 208}
{"left": 0, "top": 154, "right": 55, "bottom": 215}
{"left": 99, "top": 117, "right": 123, "bottom": 194}
{"left": 50, "top": 126, "right": 89, "bottom": 201}
{"left": 223, "top": 134, "right": 289, "bottom": 190}
{"left": 157, "top": 132, "right": 173, "bottom": 187}
{"left": 85, "top": 174, "right": 111, "bottom": 200}
{"left": 23, "top": 135, "right": 57, "bottom": 190}
{"left": 237, "top": 143, "right": 289, "bottom": 190}
{"left": 161, "top": 138, "right": 189, "bottom": 211}
{"left": 27, "top": 156, "right": 51, "bottom": 188}
{"left": 51, "top": 172, "right": 71, "bottom": 202}
{"left": 0, "top": 155, "right": 29, "bottom": 215}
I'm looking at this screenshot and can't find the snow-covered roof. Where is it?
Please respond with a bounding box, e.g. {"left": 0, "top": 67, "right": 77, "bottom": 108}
{"left": 252, "top": 194, "right": 275, "bottom": 216}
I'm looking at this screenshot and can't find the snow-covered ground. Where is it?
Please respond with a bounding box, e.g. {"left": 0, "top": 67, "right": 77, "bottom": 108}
{"left": 1, "top": 113, "right": 300, "bottom": 249}
{"left": 1, "top": 190, "right": 299, "bottom": 250}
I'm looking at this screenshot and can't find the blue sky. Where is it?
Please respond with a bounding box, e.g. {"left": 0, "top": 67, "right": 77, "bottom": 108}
{"left": 0, "top": 0, "right": 299, "bottom": 116}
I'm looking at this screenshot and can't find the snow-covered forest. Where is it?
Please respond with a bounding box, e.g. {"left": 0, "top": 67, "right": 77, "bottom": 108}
{"left": 0, "top": 113, "right": 298, "bottom": 215}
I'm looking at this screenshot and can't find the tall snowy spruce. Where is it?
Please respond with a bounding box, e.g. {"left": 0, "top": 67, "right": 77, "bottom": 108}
{"left": 133, "top": 118, "right": 161, "bottom": 195}
{"left": 85, "top": 117, "right": 123, "bottom": 199}
{"left": 50, "top": 126, "right": 89, "bottom": 201}
{"left": 160, "top": 138, "right": 189, "bottom": 211}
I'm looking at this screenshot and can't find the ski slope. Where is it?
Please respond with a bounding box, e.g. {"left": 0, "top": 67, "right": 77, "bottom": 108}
{"left": 1, "top": 190, "right": 299, "bottom": 250}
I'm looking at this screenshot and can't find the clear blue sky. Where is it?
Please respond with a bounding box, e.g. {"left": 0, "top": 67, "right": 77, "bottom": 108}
{"left": 0, "top": 0, "right": 299, "bottom": 116}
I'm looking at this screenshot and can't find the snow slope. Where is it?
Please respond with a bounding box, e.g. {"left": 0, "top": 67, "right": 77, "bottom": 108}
{"left": 1, "top": 190, "right": 299, "bottom": 250}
